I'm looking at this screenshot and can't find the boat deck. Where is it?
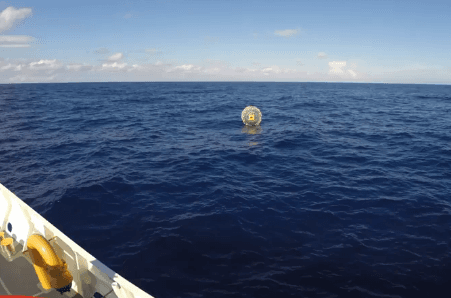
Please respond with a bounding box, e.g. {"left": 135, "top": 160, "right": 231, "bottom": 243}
{"left": 0, "top": 241, "right": 83, "bottom": 298}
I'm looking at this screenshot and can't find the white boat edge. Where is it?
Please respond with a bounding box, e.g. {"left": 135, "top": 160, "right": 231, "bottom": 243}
{"left": 0, "top": 182, "right": 155, "bottom": 298}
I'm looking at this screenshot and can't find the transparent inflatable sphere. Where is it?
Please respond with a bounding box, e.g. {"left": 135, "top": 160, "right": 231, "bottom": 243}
{"left": 241, "top": 106, "right": 262, "bottom": 126}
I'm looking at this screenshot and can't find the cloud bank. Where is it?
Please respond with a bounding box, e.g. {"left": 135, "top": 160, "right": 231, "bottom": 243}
{"left": 1, "top": 57, "right": 449, "bottom": 84}
{"left": 274, "top": 29, "right": 300, "bottom": 37}
{"left": 0, "top": 7, "right": 33, "bottom": 48}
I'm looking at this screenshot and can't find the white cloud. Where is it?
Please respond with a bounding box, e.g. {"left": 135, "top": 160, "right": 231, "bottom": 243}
{"left": 235, "top": 67, "right": 257, "bottom": 73}
{"left": 0, "top": 35, "right": 33, "bottom": 43}
{"left": 325, "top": 61, "right": 366, "bottom": 80}
{"left": 0, "top": 58, "right": 356, "bottom": 83}
{"left": 0, "top": 6, "right": 32, "bottom": 33}
{"left": 29, "top": 59, "right": 63, "bottom": 70}
{"left": 329, "top": 61, "right": 346, "bottom": 74}
{"left": 262, "top": 67, "right": 275, "bottom": 73}
{"left": 175, "top": 64, "right": 195, "bottom": 71}
{"left": 129, "top": 64, "right": 142, "bottom": 71}
{"left": 1, "top": 63, "right": 24, "bottom": 71}
{"left": 66, "top": 64, "right": 93, "bottom": 71}
{"left": 2, "top": 55, "right": 449, "bottom": 84}
{"left": 317, "top": 52, "right": 328, "bottom": 59}
{"left": 0, "top": 44, "right": 30, "bottom": 48}
{"left": 204, "top": 67, "right": 220, "bottom": 74}
{"left": 233, "top": 65, "right": 295, "bottom": 76}
{"left": 0, "top": 60, "right": 66, "bottom": 73}
{"left": 102, "top": 62, "right": 128, "bottom": 69}
{"left": 124, "top": 13, "right": 132, "bottom": 19}
{"left": 173, "top": 64, "right": 202, "bottom": 71}
{"left": 0, "top": 35, "right": 33, "bottom": 47}
{"left": 0, "top": 58, "right": 295, "bottom": 82}
{"left": 0, "top": 7, "right": 34, "bottom": 48}
{"left": 0, "top": 35, "right": 33, "bottom": 48}
{"left": 108, "top": 52, "right": 124, "bottom": 61}
{"left": 274, "top": 29, "right": 300, "bottom": 37}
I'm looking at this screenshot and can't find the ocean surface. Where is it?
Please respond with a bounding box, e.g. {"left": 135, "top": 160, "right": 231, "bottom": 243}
{"left": 1, "top": 82, "right": 451, "bottom": 298}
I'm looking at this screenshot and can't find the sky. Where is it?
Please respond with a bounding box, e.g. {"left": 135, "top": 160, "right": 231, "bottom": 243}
{"left": 1, "top": 0, "right": 450, "bottom": 84}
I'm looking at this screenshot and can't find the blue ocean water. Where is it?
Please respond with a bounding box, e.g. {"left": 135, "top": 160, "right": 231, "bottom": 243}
{"left": 1, "top": 82, "right": 451, "bottom": 298}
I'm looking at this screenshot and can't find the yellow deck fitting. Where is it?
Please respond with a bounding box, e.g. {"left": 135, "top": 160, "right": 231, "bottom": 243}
{"left": 27, "top": 234, "right": 73, "bottom": 290}
{"left": 1, "top": 237, "right": 15, "bottom": 253}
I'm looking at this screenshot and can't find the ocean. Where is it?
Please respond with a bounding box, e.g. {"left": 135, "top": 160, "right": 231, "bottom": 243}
{"left": 1, "top": 82, "right": 450, "bottom": 298}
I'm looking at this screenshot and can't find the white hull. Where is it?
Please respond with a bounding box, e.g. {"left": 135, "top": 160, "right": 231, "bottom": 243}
{"left": 0, "top": 182, "right": 154, "bottom": 298}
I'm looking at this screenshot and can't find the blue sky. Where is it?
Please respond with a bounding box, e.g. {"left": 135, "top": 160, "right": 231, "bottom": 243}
{"left": 1, "top": 0, "right": 450, "bottom": 83}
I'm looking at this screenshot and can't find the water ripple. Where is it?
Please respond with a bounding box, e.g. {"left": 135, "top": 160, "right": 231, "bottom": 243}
{"left": 1, "top": 82, "right": 451, "bottom": 297}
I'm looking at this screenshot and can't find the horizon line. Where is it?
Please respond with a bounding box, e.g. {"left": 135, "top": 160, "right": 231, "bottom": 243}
{"left": 3, "top": 81, "right": 451, "bottom": 86}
